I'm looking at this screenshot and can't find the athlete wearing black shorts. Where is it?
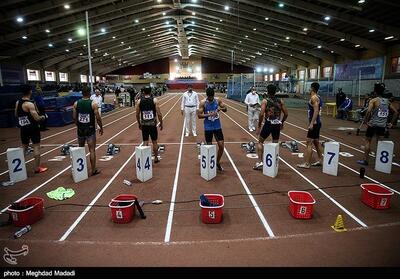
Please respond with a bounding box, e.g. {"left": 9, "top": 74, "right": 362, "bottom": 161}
{"left": 136, "top": 86, "right": 163, "bottom": 163}
{"left": 254, "top": 84, "right": 288, "bottom": 170}
{"left": 15, "top": 84, "right": 48, "bottom": 174}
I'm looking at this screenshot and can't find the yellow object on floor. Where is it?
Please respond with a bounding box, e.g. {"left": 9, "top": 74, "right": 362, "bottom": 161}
{"left": 331, "top": 214, "right": 347, "bottom": 232}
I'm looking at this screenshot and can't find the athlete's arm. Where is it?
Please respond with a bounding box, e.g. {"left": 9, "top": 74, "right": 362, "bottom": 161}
{"left": 14, "top": 101, "right": 18, "bottom": 117}
{"left": 27, "top": 102, "right": 45, "bottom": 122}
{"left": 308, "top": 96, "right": 320, "bottom": 130}
{"left": 217, "top": 98, "right": 227, "bottom": 112}
{"left": 93, "top": 102, "right": 103, "bottom": 135}
{"left": 155, "top": 98, "right": 163, "bottom": 130}
{"left": 197, "top": 100, "right": 208, "bottom": 119}
{"left": 73, "top": 102, "right": 77, "bottom": 125}
{"left": 256, "top": 100, "right": 266, "bottom": 135}
{"left": 280, "top": 99, "right": 288, "bottom": 129}
{"left": 364, "top": 98, "right": 376, "bottom": 124}
{"left": 388, "top": 102, "right": 398, "bottom": 127}
{"left": 136, "top": 99, "right": 141, "bottom": 129}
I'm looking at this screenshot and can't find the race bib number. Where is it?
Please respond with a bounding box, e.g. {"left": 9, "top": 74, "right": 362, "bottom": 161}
{"left": 377, "top": 108, "right": 388, "bottom": 118}
{"left": 207, "top": 110, "right": 219, "bottom": 121}
{"left": 269, "top": 119, "right": 282, "bottom": 125}
{"left": 78, "top": 113, "right": 90, "bottom": 123}
{"left": 143, "top": 110, "right": 154, "bottom": 120}
{"left": 18, "top": 116, "right": 30, "bottom": 127}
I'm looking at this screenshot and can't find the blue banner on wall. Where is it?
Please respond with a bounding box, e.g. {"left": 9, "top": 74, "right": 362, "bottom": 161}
{"left": 334, "top": 57, "right": 384, "bottom": 81}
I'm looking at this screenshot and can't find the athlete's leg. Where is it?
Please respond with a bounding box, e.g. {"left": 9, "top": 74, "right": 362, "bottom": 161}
{"left": 87, "top": 135, "right": 97, "bottom": 175}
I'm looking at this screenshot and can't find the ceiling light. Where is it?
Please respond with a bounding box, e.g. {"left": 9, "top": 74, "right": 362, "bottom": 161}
{"left": 192, "top": 21, "right": 195, "bottom": 24}
{"left": 245, "top": 35, "right": 248, "bottom": 38}
{"left": 290, "top": 54, "right": 293, "bottom": 56}
{"left": 95, "top": 48, "right": 98, "bottom": 51}
{"left": 192, "top": 12, "right": 196, "bottom": 16}
{"left": 168, "top": 28, "right": 172, "bottom": 31}
{"left": 48, "top": 43, "right": 53, "bottom": 47}
{"left": 340, "top": 38, "right": 345, "bottom": 41}
{"left": 16, "top": 17, "right": 23, "bottom": 23}
{"left": 358, "top": 0, "right": 365, "bottom": 3}
{"left": 286, "top": 36, "right": 290, "bottom": 40}
{"left": 64, "top": 4, "right": 70, "bottom": 9}
{"left": 369, "top": 29, "right": 375, "bottom": 33}
{"left": 65, "top": 49, "right": 69, "bottom": 52}
{"left": 256, "top": 67, "right": 262, "bottom": 72}
{"left": 278, "top": 3, "right": 284, "bottom": 7}
{"left": 174, "top": 58, "right": 178, "bottom": 62}
{"left": 302, "top": 50, "right": 306, "bottom": 53}
{"left": 162, "top": 12, "right": 166, "bottom": 16}
{"left": 80, "top": 53, "right": 83, "bottom": 56}
{"left": 265, "top": 17, "right": 269, "bottom": 21}
{"left": 101, "top": 28, "right": 106, "bottom": 33}
{"left": 280, "top": 57, "right": 283, "bottom": 60}
{"left": 112, "top": 36, "right": 116, "bottom": 39}
{"left": 385, "top": 36, "right": 394, "bottom": 40}
{"left": 274, "top": 43, "right": 277, "bottom": 46}
{"left": 324, "top": 16, "right": 331, "bottom": 21}
{"left": 157, "top": 0, "right": 162, "bottom": 2}
{"left": 22, "top": 36, "right": 27, "bottom": 39}
{"left": 317, "top": 45, "right": 322, "bottom": 48}
{"left": 68, "top": 38, "right": 72, "bottom": 42}
{"left": 213, "top": 34, "right": 216, "bottom": 37}
{"left": 253, "top": 28, "right": 257, "bottom": 31}
{"left": 134, "top": 19, "right": 139, "bottom": 23}
{"left": 77, "top": 28, "right": 85, "bottom": 36}
{"left": 147, "top": 34, "right": 150, "bottom": 37}
{"left": 166, "top": 21, "right": 169, "bottom": 25}
{"left": 269, "top": 68, "right": 273, "bottom": 73}
{"left": 239, "top": 40, "right": 242, "bottom": 43}
{"left": 142, "top": 28, "right": 146, "bottom": 31}
{"left": 303, "top": 28, "right": 308, "bottom": 31}
{"left": 192, "top": 0, "right": 198, "bottom": 2}
{"left": 83, "top": 44, "right": 86, "bottom": 47}
{"left": 219, "top": 19, "right": 223, "bottom": 22}
{"left": 121, "top": 42, "right": 124, "bottom": 44}
{"left": 216, "top": 27, "right": 219, "bottom": 30}
{"left": 331, "top": 50, "right": 334, "bottom": 53}
{"left": 355, "top": 44, "right": 360, "bottom": 47}
{"left": 45, "top": 29, "right": 50, "bottom": 33}
{"left": 224, "top": 5, "right": 230, "bottom": 11}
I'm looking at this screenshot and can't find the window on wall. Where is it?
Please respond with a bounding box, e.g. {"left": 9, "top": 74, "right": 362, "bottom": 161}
{"left": 264, "top": 75, "right": 268, "bottom": 81}
{"left": 269, "top": 74, "right": 273, "bottom": 81}
{"left": 59, "top": 72, "right": 68, "bottom": 82}
{"left": 275, "top": 73, "right": 280, "bottom": 81}
{"left": 27, "top": 69, "right": 41, "bottom": 81}
{"left": 309, "top": 69, "right": 317, "bottom": 79}
{"left": 45, "top": 71, "right": 55, "bottom": 82}
{"left": 80, "top": 74, "right": 87, "bottom": 83}
{"left": 281, "top": 72, "right": 287, "bottom": 80}
{"left": 299, "top": 70, "right": 305, "bottom": 80}
{"left": 391, "top": 57, "right": 400, "bottom": 73}
{"left": 323, "top": 67, "right": 332, "bottom": 78}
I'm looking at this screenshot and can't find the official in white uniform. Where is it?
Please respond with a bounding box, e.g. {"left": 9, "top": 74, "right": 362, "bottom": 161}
{"left": 181, "top": 84, "right": 199, "bottom": 137}
{"left": 244, "top": 87, "right": 261, "bottom": 131}
{"left": 90, "top": 89, "right": 103, "bottom": 129}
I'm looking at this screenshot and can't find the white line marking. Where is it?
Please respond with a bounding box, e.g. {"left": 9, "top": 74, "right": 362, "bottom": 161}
{"left": 59, "top": 96, "right": 182, "bottom": 241}
{"left": 164, "top": 117, "right": 186, "bottom": 243}
{"left": 0, "top": 96, "right": 177, "bottom": 213}
{"left": 224, "top": 148, "right": 275, "bottom": 237}
{"left": 222, "top": 110, "right": 368, "bottom": 228}
{"left": 224, "top": 101, "right": 399, "bottom": 195}
{"left": 224, "top": 98, "right": 400, "bottom": 167}
{"left": 38, "top": 141, "right": 247, "bottom": 147}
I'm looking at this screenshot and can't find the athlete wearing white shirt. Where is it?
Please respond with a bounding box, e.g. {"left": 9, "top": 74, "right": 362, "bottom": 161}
{"left": 181, "top": 84, "right": 200, "bottom": 137}
{"left": 244, "top": 87, "right": 261, "bottom": 131}
{"left": 90, "top": 89, "right": 103, "bottom": 129}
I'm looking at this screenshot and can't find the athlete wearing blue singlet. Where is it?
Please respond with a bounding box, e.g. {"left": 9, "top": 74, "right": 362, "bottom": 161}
{"left": 198, "top": 87, "right": 227, "bottom": 172}
{"left": 297, "top": 82, "right": 324, "bottom": 169}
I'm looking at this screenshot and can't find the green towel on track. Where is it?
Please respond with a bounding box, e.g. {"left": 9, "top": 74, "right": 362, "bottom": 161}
{"left": 46, "top": 187, "right": 75, "bottom": 200}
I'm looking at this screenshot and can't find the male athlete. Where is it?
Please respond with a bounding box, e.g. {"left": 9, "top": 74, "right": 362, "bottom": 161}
{"left": 136, "top": 86, "right": 163, "bottom": 163}
{"left": 197, "top": 87, "right": 227, "bottom": 172}
{"left": 15, "top": 84, "right": 48, "bottom": 174}
{"left": 254, "top": 84, "right": 288, "bottom": 170}
{"left": 73, "top": 86, "right": 103, "bottom": 176}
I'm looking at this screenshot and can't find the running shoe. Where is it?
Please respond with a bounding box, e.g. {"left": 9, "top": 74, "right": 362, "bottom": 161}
{"left": 217, "top": 163, "right": 224, "bottom": 172}
{"left": 311, "top": 161, "right": 322, "bottom": 167}
{"left": 34, "top": 166, "right": 48, "bottom": 173}
{"left": 297, "top": 163, "right": 310, "bottom": 169}
{"left": 357, "top": 160, "right": 368, "bottom": 166}
{"left": 253, "top": 162, "right": 263, "bottom": 170}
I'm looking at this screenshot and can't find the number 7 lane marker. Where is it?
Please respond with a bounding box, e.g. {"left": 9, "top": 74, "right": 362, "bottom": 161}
{"left": 222, "top": 111, "right": 368, "bottom": 228}
{"left": 60, "top": 96, "right": 182, "bottom": 241}
{"left": 224, "top": 102, "right": 399, "bottom": 196}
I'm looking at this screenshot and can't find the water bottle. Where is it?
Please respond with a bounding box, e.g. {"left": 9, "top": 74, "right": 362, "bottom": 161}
{"left": 359, "top": 167, "right": 366, "bottom": 178}
{"left": 14, "top": 225, "right": 31, "bottom": 239}
{"left": 1, "top": 181, "right": 14, "bottom": 187}
{"left": 200, "top": 194, "right": 211, "bottom": 206}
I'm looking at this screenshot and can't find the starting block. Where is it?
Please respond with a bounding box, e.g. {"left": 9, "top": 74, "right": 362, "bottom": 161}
{"left": 200, "top": 145, "right": 217, "bottom": 181}
{"left": 375, "top": 141, "right": 394, "bottom": 174}
{"left": 61, "top": 144, "right": 71, "bottom": 155}
{"left": 25, "top": 145, "right": 33, "bottom": 155}
{"left": 106, "top": 143, "right": 120, "bottom": 155}
{"left": 158, "top": 144, "right": 165, "bottom": 153}
{"left": 135, "top": 146, "right": 152, "bottom": 182}
{"left": 70, "top": 147, "right": 88, "bottom": 183}
{"left": 323, "top": 142, "right": 340, "bottom": 176}
{"left": 263, "top": 143, "right": 279, "bottom": 178}
{"left": 7, "top": 148, "right": 27, "bottom": 183}
{"left": 241, "top": 141, "right": 256, "bottom": 153}
{"left": 280, "top": 141, "right": 298, "bottom": 152}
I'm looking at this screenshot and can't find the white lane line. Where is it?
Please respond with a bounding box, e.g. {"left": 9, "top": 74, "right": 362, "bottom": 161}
{"left": 222, "top": 111, "right": 368, "bottom": 228}
{"left": 224, "top": 102, "right": 399, "bottom": 194}
{"left": 164, "top": 117, "right": 186, "bottom": 243}
{"left": 0, "top": 96, "right": 178, "bottom": 213}
{"left": 59, "top": 96, "right": 182, "bottom": 241}
{"left": 38, "top": 141, "right": 248, "bottom": 147}
{"left": 0, "top": 95, "right": 173, "bottom": 177}
{"left": 223, "top": 98, "right": 400, "bottom": 167}
{"left": 224, "top": 148, "right": 275, "bottom": 237}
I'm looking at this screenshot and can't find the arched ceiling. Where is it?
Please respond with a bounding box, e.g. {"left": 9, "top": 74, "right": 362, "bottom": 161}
{"left": 0, "top": 0, "right": 398, "bottom": 75}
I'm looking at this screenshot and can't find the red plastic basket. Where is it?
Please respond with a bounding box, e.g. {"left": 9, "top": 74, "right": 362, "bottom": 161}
{"left": 288, "top": 191, "right": 316, "bottom": 219}
{"left": 199, "top": 194, "right": 224, "bottom": 224}
{"left": 7, "top": 197, "right": 44, "bottom": 227}
{"left": 108, "top": 194, "right": 137, "bottom": 224}
{"left": 360, "top": 184, "right": 393, "bottom": 209}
